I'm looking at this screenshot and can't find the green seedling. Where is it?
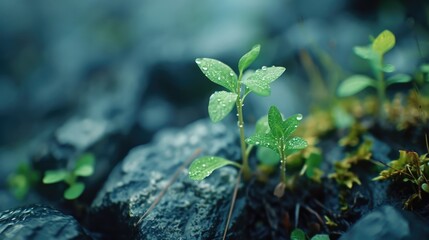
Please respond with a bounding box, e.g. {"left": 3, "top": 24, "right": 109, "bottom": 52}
{"left": 43, "top": 153, "right": 95, "bottom": 200}
{"left": 291, "top": 228, "right": 330, "bottom": 240}
{"left": 337, "top": 30, "right": 412, "bottom": 118}
{"left": 246, "top": 106, "right": 308, "bottom": 197}
{"left": 7, "top": 163, "right": 40, "bottom": 200}
{"left": 374, "top": 150, "right": 429, "bottom": 209}
{"left": 189, "top": 45, "right": 285, "bottom": 180}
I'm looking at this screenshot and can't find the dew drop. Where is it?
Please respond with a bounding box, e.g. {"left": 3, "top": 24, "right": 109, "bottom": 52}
{"left": 262, "top": 66, "right": 267, "bottom": 70}
{"left": 229, "top": 72, "right": 234, "bottom": 76}
{"left": 255, "top": 141, "right": 260, "bottom": 145}
{"left": 195, "top": 59, "right": 202, "bottom": 64}
{"left": 296, "top": 114, "right": 303, "bottom": 120}
{"left": 202, "top": 67, "right": 208, "bottom": 71}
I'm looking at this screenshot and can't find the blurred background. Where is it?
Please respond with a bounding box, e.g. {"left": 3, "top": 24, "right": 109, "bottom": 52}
{"left": 0, "top": 0, "right": 428, "bottom": 209}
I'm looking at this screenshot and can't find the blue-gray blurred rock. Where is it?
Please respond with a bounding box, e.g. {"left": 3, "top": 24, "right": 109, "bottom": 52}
{"left": 89, "top": 119, "right": 246, "bottom": 239}
{"left": 0, "top": 204, "right": 91, "bottom": 240}
{"left": 31, "top": 63, "right": 145, "bottom": 202}
{"left": 340, "top": 205, "right": 429, "bottom": 240}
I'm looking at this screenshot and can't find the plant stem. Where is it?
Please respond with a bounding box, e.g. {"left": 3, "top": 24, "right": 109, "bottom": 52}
{"left": 236, "top": 72, "right": 251, "bottom": 179}
{"left": 279, "top": 138, "right": 287, "bottom": 183}
{"left": 376, "top": 56, "right": 386, "bottom": 120}
{"left": 222, "top": 167, "right": 242, "bottom": 240}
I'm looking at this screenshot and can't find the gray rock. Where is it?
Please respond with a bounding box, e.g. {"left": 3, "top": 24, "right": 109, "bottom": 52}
{"left": 340, "top": 205, "right": 429, "bottom": 240}
{"left": 90, "top": 119, "right": 245, "bottom": 239}
{"left": 31, "top": 63, "right": 144, "bottom": 202}
{"left": 0, "top": 204, "right": 91, "bottom": 240}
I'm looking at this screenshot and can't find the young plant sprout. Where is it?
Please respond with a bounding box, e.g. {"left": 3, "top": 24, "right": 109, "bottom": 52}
{"left": 291, "top": 228, "right": 330, "bottom": 240}
{"left": 43, "top": 153, "right": 95, "bottom": 200}
{"left": 374, "top": 150, "right": 429, "bottom": 209}
{"left": 337, "top": 30, "right": 412, "bottom": 118}
{"left": 189, "top": 45, "right": 285, "bottom": 180}
{"left": 246, "top": 106, "right": 308, "bottom": 197}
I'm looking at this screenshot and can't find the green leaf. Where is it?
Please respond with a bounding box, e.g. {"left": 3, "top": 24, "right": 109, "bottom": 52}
{"left": 195, "top": 58, "right": 237, "bottom": 92}
{"left": 242, "top": 66, "right": 285, "bottom": 96}
{"left": 282, "top": 114, "right": 303, "bottom": 139}
{"left": 306, "top": 152, "right": 322, "bottom": 178}
{"left": 255, "top": 115, "right": 270, "bottom": 135}
{"left": 257, "top": 147, "right": 280, "bottom": 166}
{"left": 64, "top": 182, "right": 85, "bottom": 200}
{"left": 291, "top": 228, "right": 306, "bottom": 240}
{"left": 353, "top": 45, "right": 376, "bottom": 60}
{"left": 386, "top": 74, "right": 412, "bottom": 86}
{"left": 268, "top": 106, "right": 283, "bottom": 138}
{"left": 372, "top": 30, "right": 395, "bottom": 55}
{"left": 420, "top": 64, "right": 429, "bottom": 73}
{"left": 188, "top": 156, "right": 239, "bottom": 180}
{"left": 208, "top": 91, "right": 238, "bottom": 122}
{"left": 285, "top": 137, "right": 308, "bottom": 151}
{"left": 422, "top": 183, "right": 429, "bottom": 193}
{"left": 311, "top": 234, "right": 330, "bottom": 240}
{"left": 382, "top": 64, "right": 395, "bottom": 73}
{"left": 74, "top": 153, "right": 95, "bottom": 177}
{"left": 246, "top": 133, "right": 278, "bottom": 152}
{"left": 43, "top": 170, "right": 68, "bottom": 184}
{"left": 337, "top": 75, "right": 376, "bottom": 97}
{"left": 238, "top": 44, "right": 260, "bottom": 74}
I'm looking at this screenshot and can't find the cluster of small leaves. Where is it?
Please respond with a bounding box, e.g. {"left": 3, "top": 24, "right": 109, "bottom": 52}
{"left": 291, "top": 228, "right": 330, "bottom": 240}
{"left": 337, "top": 30, "right": 412, "bottom": 97}
{"left": 194, "top": 45, "right": 285, "bottom": 123}
{"left": 329, "top": 140, "right": 373, "bottom": 189}
{"left": 43, "top": 153, "right": 95, "bottom": 200}
{"left": 246, "top": 106, "right": 308, "bottom": 196}
{"left": 338, "top": 122, "right": 366, "bottom": 147}
{"left": 7, "top": 163, "right": 40, "bottom": 200}
{"left": 189, "top": 45, "right": 286, "bottom": 180}
{"left": 386, "top": 90, "right": 429, "bottom": 130}
{"left": 374, "top": 150, "right": 429, "bottom": 209}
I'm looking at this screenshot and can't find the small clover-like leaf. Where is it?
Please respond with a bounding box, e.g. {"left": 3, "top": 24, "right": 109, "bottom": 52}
{"left": 353, "top": 45, "right": 376, "bottom": 60}
{"left": 64, "top": 182, "right": 85, "bottom": 200}
{"left": 422, "top": 183, "right": 429, "bottom": 193}
{"left": 255, "top": 115, "right": 269, "bottom": 135}
{"left": 420, "top": 64, "right": 429, "bottom": 73}
{"left": 290, "top": 229, "right": 306, "bottom": 240}
{"left": 257, "top": 147, "right": 280, "bottom": 166}
{"left": 337, "top": 75, "right": 376, "bottom": 97}
{"left": 386, "top": 74, "right": 412, "bottom": 86}
{"left": 246, "top": 133, "right": 278, "bottom": 152}
{"left": 242, "top": 66, "right": 285, "bottom": 96}
{"left": 311, "top": 234, "right": 330, "bottom": 240}
{"left": 74, "top": 153, "right": 95, "bottom": 177}
{"left": 268, "top": 106, "right": 283, "bottom": 138}
{"left": 372, "top": 30, "right": 395, "bottom": 55}
{"left": 282, "top": 114, "right": 303, "bottom": 139}
{"left": 238, "top": 44, "right": 260, "bottom": 74}
{"left": 43, "top": 170, "right": 68, "bottom": 184}
{"left": 195, "top": 58, "right": 238, "bottom": 92}
{"left": 382, "top": 64, "right": 395, "bottom": 73}
{"left": 189, "top": 156, "right": 239, "bottom": 180}
{"left": 285, "top": 137, "right": 308, "bottom": 151}
{"left": 306, "top": 152, "right": 322, "bottom": 178}
{"left": 208, "top": 91, "right": 238, "bottom": 122}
